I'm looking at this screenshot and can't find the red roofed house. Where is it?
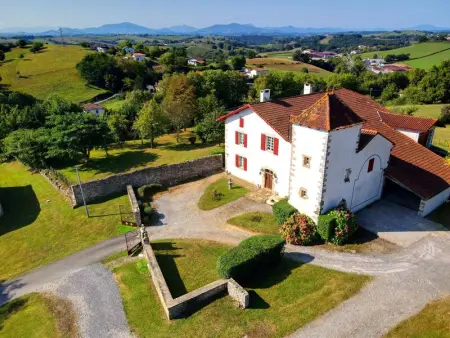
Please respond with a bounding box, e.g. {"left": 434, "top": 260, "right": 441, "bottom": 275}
{"left": 217, "top": 86, "right": 448, "bottom": 222}
{"left": 188, "top": 58, "right": 206, "bottom": 66}
{"left": 82, "top": 103, "right": 104, "bottom": 117}
{"left": 132, "top": 53, "right": 146, "bottom": 62}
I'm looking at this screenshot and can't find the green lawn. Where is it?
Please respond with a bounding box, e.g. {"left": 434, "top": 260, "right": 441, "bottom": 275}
{"left": 228, "top": 212, "right": 280, "bottom": 235}
{"left": 0, "top": 44, "right": 106, "bottom": 102}
{"left": 0, "top": 293, "right": 77, "bottom": 338}
{"left": 386, "top": 297, "right": 450, "bottom": 338}
{"left": 197, "top": 178, "right": 248, "bottom": 210}
{"left": 102, "top": 97, "right": 126, "bottom": 111}
{"left": 0, "top": 161, "right": 129, "bottom": 280}
{"left": 359, "top": 42, "right": 450, "bottom": 69}
{"left": 113, "top": 239, "right": 370, "bottom": 338}
{"left": 57, "top": 130, "right": 223, "bottom": 183}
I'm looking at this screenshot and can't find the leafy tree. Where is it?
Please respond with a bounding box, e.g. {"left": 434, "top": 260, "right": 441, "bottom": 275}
{"left": 80, "top": 41, "right": 90, "bottom": 49}
{"left": 133, "top": 98, "right": 169, "bottom": 147}
{"left": 30, "top": 42, "right": 43, "bottom": 53}
{"left": 292, "top": 51, "right": 311, "bottom": 63}
{"left": 147, "top": 46, "right": 165, "bottom": 59}
{"left": 418, "top": 36, "right": 429, "bottom": 43}
{"left": 133, "top": 43, "right": 145, "bottom": 53}
{"left": 196, "top": 109, "right": 225, "bottom": 144}
{"left": 198, "top": 94, "right": 223, "bottom": 122}
{"left": 162, "top": 74, "right": 197, "bottom": 142}
{"left": 246, "top": 49, "right": 257, "bottom": 59}
{"left": 438, "top": 105, "right": 450, "bottom": 125}
{"left": 300, "top": 67, "right": 309, "bottom": 73}
{"left": 3, "top": 128, "right": 48, "bottom": 169}
{"left": 0, "top": 51, "right": 5, "bottom": 62}
{"left": 76, "top": 53, "right": 123, "bottom": 90}
{"left": 380, "top": 83, "right": 399, "bottom": 103}
{"left": 201, "top": 70, "right": 248, "bottom": 107}
{"left": 16, "top": 39, "right": 27, "bottom": 48}
{"left": 230, "top": 55, "right": 246, "bottom": 70}
{"left": 107, "top": 110, "right": 129, "bottom": 147}
{"left": 350, "top": 57, "right": 367, "bottom": 77}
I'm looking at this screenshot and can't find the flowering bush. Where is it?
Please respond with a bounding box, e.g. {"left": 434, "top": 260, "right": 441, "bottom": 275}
{"left": 280, "top": 212, "right": 317, "bottom": 245}
{"left": 330, "top": 208, "right": 358, "bottom": 245}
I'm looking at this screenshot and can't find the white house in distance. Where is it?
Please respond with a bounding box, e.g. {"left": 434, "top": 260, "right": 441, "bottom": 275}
{"left": 188, "top": 58, "right": 206, "bottom": 66}
{"left": 246, "top": 68, "right": 269, "bottom": 79}
{"left": 132, "top": 53, "right": 146, "bottom": 62}
{"left": 82, "top": 103, "right": 104, "bottom": 116}
{"left": 217, "top": 86, "right": 449, "bottom": 222}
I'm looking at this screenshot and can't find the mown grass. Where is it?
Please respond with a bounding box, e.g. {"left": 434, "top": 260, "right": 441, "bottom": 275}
{"left": 247, "top": 57, "right": 333, "bottom": 78}
{"left": 197, "top": 178, "right": 248, "bottom": 210}
{"left": 0, "top": 292, "right": 78, "bottom": 338}
{"left": 385, "top": 296, "right": 450, "bottom": 338}
{"left": 0, "top": 44, "right": 106, "bottom": 102}
{"left": 113, "top": 239, "right": 371, "bottom": 338}
{"left": 228, "top": 212, "right": 280, "bottom": 235}
{"left": 359, "top": 42, "right": 450, "bottom": 69}
{"left": 0, "top": 161, "right": 129, "bottom": 280}
{"left": 57, "top": 130, "right": 224, "bottom": 183}
{"left": 102, "top": 97, "right": 126, "bottom": 111}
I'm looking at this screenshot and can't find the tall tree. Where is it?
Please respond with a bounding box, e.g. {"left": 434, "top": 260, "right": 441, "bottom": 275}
{"left": 133, "top": 98, "right": 169, "bottom": 147}
{"left": 0, "top": 51, "right": 5, "bottom": 62}
{"left": 162, "top": 74, "right": 197, "bottom": 142}
{"left": 107, "top": 110, "right": 129, "bottom": 148}
{"left": 230, "top": 55, "right": 246, "bottom": 70}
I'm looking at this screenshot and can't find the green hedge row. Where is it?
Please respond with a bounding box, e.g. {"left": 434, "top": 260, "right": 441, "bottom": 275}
{"left": 137, "top": 184, "right": 163, "bottom": 201}
{"left": 273, "top": 200, "right": 297, "bottom": 225}
{"left": 217, "top": 235, "right": 285, "bottom": 283}
{"left": 317, "top": 208, "right": 358, "bottom": 245}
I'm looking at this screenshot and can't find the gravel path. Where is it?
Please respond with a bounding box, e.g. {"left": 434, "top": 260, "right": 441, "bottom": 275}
{"left": 43, "top": 264, "right": 131, "bottom": 338}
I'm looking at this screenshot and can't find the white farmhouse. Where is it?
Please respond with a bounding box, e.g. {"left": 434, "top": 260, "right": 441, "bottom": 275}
{"left": 82, "top": 103, "right": 104, "bottom": 116}
{"left": 188, "top": 58, "right": 206, "bottom": 66}
{"left": 132, "top": 53, "right": 146, "bottom": 62}
{"left": 218, "top": 86, "right": 449, "bottom": 221}
{"left": 247, "top": 68, "right": 269, "bottom": 79}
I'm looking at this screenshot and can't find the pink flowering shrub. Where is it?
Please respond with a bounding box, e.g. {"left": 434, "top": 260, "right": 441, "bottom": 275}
{"left": 330, "top": 208, "right": 358, "bottom": 245}
{"left": 280, "top": 213, "right": 317, "bottom": 246}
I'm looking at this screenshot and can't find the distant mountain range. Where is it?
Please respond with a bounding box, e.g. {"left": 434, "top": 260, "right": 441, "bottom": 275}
{"left": 0, "top": 22, "right": 449, "bottom": 37}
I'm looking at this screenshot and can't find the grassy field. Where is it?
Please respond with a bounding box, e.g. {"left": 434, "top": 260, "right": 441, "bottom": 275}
{"left": 0, "top": 44, "right": 106, "bottom": 102}
{"left": 228, "top": 212, "right": 279, "bottom": 234}
{"left": 0, "top": 293, "right": 77, "bottom": 338}
{"left": 359, "top": 42, "right": 450, "bottom": 69}
{"left": 57, "top": 130, "right": 223, "bottom": 183}
{"left": 247, "top": 57, "right": 333, "bottom": 78}
{"left": 388, "top": 104, "right": 450, "bottom": 150}
{"left": 113, "top": 239, "right": 370, "bottom": 338}
{"left": 102, "top": 97, "right": 126, "bottom": 111}
{"left": 0, "top": 161, "right": 130, "bottom": 280}
{"left": 198, "top": 178, "right": 248, "bottom": 210}
{"left": 386, "top": 296, "right": 450, "bottom": 338}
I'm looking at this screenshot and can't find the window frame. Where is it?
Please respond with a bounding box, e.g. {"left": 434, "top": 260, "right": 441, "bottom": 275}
{"left": 237, "top": 132, "right": 245, "bottom": 146}
{"left": 302, "top": 155, "right": 311, "bottom": 168}
{"left": 299, "top": 188, "right": 308, "bottom": 199}
{"left": 266, "top": 135, "right": 275, "bottom": 152}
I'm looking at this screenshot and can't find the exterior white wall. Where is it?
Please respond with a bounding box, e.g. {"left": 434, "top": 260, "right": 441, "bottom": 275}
{"left": 87, "top": 108, "right": 104, "bottom": 116}
{"left": 420, "top": 187, "right": 450, "bottom": 217}
{"left": 288, "top": 125, "right": 329, "bottom": 222}
{"left": 323, "top": 126, "right": 393, "bottom": 214}
{"left": 396, "top": 128, "right": 420, "bottom": 142}
{"left": 133, "top": 55, "right": 145, "bottom": 62}
{"left": 224, "top": 108, "right": 292, "bottom": 197}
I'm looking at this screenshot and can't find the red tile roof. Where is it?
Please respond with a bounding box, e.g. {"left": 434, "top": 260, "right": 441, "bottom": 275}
{"left": 218, "top": 88, "right": 450, "bottom": 199}
{"left": 378, "top": 111, "right": 437, "bottom": 132}
{"left": 82, "top": 103, "right": 103, "bottom": 110}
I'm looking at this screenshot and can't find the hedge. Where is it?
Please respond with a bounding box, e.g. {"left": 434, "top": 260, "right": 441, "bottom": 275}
{"left": 318, "top": 212, "right": 336, "bottom": 242}
{"left": 217, "top": 235, "right": 285, "bottom": 283}
{"left": 137, "top": 184, "right": 163, "bottom": 201}
{"left": 273, "top": 200, "right": 297, "bottom": 225}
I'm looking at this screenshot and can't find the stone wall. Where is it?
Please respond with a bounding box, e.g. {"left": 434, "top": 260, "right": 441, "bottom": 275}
{"left": 72, "top": 155, "right": 223, "bottom": 206}
{"left": 40, "top": 169, "right": 76, "bottom": 206}
{"left": 141, "top": 235, "right": 248, "bottom": 320}
{"left": 126, "top": 185, "right": 141, "bottom": 226}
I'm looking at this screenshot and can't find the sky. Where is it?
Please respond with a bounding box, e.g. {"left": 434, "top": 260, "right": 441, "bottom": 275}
{"left": 0, "top": 0, "right": 449, "bottom": 30}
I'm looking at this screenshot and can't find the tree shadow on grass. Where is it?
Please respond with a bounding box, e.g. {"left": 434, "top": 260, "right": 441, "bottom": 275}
{"left": 0, "top": 294, "right": 28, "bottom": 329}
{"left": 152, "top": 242, "right": 187, "bottom": 298}
{"left": 78, "top": 151, "right": 159, "bottom": 177}
{"left": 162, "top": 142, "right": 217, "bottom": 152}
{"left": 0, "top": 186, "right": 40, "bottom": 236}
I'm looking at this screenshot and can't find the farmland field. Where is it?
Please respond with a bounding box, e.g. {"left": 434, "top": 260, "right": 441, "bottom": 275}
{"left": 102, "top": 97, "right": 126, "bottom": 110}
{"left": 359, "top": 42, "right": 450, "bottom": 69}
{"left": 247, "top": 57, "right": 332, "bottom": 78}
{"left": 0, "top": 44, "right": 106, "bottom": 102}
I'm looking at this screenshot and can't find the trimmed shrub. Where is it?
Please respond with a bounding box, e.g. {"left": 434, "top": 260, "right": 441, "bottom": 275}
{"left": 273, "top": 200, "right": 297, "bottom": 225}
{"left": 280, "top": 213, "right": 317, "bottom": 246}
{"left": 318, "top": 212, "right": 336, "bottom": 242}
{"left": 331, "top": 208, "right": 358, "bottom": 245}
{"left": 217, "top": 235, "right": 285, "bottom": 282}
{"left": 137, "top": 184, "right": 163, "bottom": 201}
{"left": 143, "top": 206, "right": 154, "bottom": 216}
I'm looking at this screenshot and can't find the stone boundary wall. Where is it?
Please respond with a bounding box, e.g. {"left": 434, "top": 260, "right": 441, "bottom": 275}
{"left": 142, "top": 237, "right": 248, "bottom": 319}
{"left": 126, "top": 185, "right": 141, "bottom": 226}
{"left": 40, "top": 170, "right": 76, "bottom": 206}
{"left": 72, "top": 155, "right": 223, "bottom": 206}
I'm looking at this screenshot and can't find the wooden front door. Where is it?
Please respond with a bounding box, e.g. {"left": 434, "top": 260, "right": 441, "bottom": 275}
{"left": 264, "top": 172, "right": 273, "bottom": 190}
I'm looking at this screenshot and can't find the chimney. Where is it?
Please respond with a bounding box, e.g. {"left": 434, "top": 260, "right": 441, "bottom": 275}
{"left": 260, "top": 89, "right": 271, "bottom": 103}
{"left": 304, "top": 83, "right": 314, "bottom": 95}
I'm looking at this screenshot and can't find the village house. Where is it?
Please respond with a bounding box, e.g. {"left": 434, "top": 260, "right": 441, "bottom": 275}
{"left": 188, "top": 58, "right": 206, "bottom": 66}
{"left": 217, "top": 86, "right": 449, "bottom": 222}
{"left": 370, "top": 64, "right": 412, "bottom": 74}
{"left": 246, "top": 68, "right": 269, "bottom": 79}
{"left": 96, "top": 46, "right": 109, "bottom": 53}
{"left": 123, "top": 46, "right": 135, "bottom": 54}
{"left": 82, "top": 103, "right": 104, "bottom": 116}
{"left": 132, "top": 53, "right": 146, "bottom": 62}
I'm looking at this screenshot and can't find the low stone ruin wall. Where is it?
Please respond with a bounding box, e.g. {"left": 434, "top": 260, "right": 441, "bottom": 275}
{"left": 141, "top": 236, "right": 249, "bottom": 320}
{"left": 72, "top": 155, "right": 223, "bottom": 206}
{"left": 126, "top": 185, "right": 141, "bottom": 226}
{"left": 40, "top": 169, "right": 76, "bottom": 206}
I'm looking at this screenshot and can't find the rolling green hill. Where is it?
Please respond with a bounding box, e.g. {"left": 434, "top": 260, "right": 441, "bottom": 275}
{"left": 359, "top": 42, "right": 450, "bottom": 69}
{"left": 0, "top": 44, "right": 106, "bottom": 102}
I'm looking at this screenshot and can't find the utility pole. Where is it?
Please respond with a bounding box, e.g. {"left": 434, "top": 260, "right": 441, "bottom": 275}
{"left": 75, "top": 166, "right": 89, "bottom": 217}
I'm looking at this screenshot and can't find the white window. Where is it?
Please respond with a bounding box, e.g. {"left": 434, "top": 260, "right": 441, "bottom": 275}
{"left": 303, "top": 155, "right": 311, "bottom": 168}
{"left": 238, "top": 132, "right": 245, "bottom": 145}
{"left": 266, "top": 136, "right": 274, "bottom": 152}
{"left": 300, "top": 188, "right": 308, "bottom": 199}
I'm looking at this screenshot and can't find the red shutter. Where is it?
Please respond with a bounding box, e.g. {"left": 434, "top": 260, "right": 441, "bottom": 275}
{"left": 235, "top": 131, "right": 239, "bottom": 145}
{"left": 274, "top": 138, "right": 279, "bottom": 156}
{"left": 244, "top": 157, "right": 247, "bottom": 171}
{"left": 244, "top": 134, "right": 248, "bottom": 148}
{"left": 261, "top": 134, "right": 266, "bottom": 151}
{"left": 239, "top": 118, "right": 244, "bottom": 128}
{"left": 235, "top": 155, "right": 239, "bottom": 167}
